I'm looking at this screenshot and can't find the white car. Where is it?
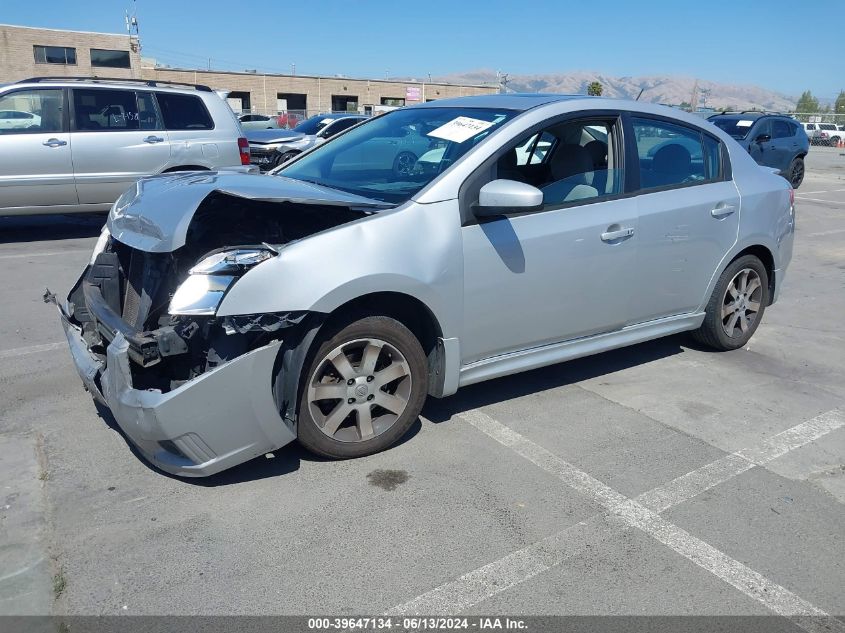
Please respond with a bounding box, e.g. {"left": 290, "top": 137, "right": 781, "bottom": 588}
{"left": 0, "top": 109, "right": 41, "bottom": 130}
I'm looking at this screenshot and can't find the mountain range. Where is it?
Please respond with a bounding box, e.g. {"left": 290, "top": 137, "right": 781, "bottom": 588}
{"left": 433, "top": 70, "right": 797, "bottom": 112}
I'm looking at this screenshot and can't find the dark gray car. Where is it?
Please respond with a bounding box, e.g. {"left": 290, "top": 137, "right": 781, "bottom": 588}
{"left": 708, "top": 113, "right": 809, "bottom": 188}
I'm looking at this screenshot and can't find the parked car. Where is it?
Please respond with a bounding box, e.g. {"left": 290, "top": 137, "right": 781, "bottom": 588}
{"left": 247, "top": 113, "right": 366, "bottom": 171}
{"left": 237, "top": 113, "right": 281, "bottom": 130}
{"left": 57, "top": 94, "right": 794, "bottom": 476}
{"left": 709, "top": 113, "right": 809, "bottom": 187}
{"left": 0, "top": 109, "right": 41, "bottom": 129}
{"left": 815, "top": 123, "right": 842, "bottom": 147}
{"left": 0, "top": 77, "right": 248, "bottom": 216}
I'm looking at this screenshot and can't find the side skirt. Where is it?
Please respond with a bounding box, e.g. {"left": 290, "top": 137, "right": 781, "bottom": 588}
{"left": 458, "top": 312, "right": 706, "bottom": 388}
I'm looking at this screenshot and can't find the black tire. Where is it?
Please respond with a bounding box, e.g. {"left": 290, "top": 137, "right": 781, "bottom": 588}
{"left": 786, "top": 157, "right": 804, "bottom": 189}
{"left": 392, "top": 151, "right": 417, "bottom": 177}
{"left": 829, "top": 136, "right": 840, "bottom": 148}
{"left": 274, "top": 151, "right": 299, "bottom": 168}
{"left": 692, "top": 255, "right": 769, "bottom": 351}
{"left": 297, "top": 316, "right": 428, "bottom": 459}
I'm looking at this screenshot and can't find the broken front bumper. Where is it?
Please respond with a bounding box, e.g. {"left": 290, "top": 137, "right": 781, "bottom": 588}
{"left": 59, "top": 306, "right": 295, "bottom": 477}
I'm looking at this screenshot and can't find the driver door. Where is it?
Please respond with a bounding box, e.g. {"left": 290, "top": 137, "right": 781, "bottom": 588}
{"left": 460, "top": 114, "right": 638, "bottom": 364}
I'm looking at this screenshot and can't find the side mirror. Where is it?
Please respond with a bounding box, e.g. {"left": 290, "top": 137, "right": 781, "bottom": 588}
{"left": 755, "top": 133, "right": 771, "bottom": 144}
{"left": 475, "top": 179, "right": 543, "bottom": 217}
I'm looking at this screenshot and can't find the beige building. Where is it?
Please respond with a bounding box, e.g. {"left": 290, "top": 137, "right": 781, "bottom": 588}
{"left": 0, "top": 23, "right": 496, "bottom": 116}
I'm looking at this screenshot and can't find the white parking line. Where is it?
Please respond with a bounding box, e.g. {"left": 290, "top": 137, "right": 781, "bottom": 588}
{"left": 391, "top": 409, "right": 845, "bottom": 631}
{"left": 0, "top": 342, "right": 65, "bottom": 359}
{"left": 638, "top": 409, "right": 845, "bottom": 513}
{"left": 0, "top": 250, "right": 88, "bottom": 260}
{"left": 796, "top": 197, "right": 845, "bottom": 205}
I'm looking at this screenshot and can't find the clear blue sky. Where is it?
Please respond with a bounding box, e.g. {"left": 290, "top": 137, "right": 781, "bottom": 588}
{"left": 3, "top": 0, "right": 843, "bottom": 98}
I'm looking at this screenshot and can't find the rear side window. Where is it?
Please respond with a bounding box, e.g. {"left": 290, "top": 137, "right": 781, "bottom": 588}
{"left": 136, "top": 92, "right": 162, "bottom": 130}
{"left": 772, "top": 119, "right": 793, "bottom": 139}
{"left": 73, "top": 88, "right": 139, "bottom": 131}
{"left": 155, "top": 93, "right": 213, "bottom": 130}
{"left": 631, "top": 117, "right": 715, "bottom": 190}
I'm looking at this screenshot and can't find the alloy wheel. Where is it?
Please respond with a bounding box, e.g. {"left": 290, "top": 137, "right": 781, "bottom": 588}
{"left": 306, "top": 338, "right": 412, "bottom": 442}
{"left": 721, "top": 268, "right": 763, "bottom": 338}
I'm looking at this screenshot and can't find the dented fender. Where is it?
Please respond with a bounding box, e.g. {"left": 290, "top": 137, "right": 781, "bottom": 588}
{"left": 217, "top": 200, "right": 464, "bottom": 340}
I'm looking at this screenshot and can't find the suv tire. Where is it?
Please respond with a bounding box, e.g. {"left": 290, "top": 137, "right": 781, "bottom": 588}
{"left": 692, "top": 255, "right": 769, "bottom": 351}
{"left": 297, "top": 316, "right": 428, "bottom": 459}
{"left": 786, "top": 157, "right": 804, "bottom": 189}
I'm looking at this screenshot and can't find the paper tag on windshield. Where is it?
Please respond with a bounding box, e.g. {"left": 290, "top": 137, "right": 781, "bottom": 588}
{"left": 736, "top": 120, "right": 753, "bottom": 127}
{"left": 321, "top": 118, "right": 334, "bottom": 124}
{"left": 427, "top": 116, "right": 495, "bottom": 143}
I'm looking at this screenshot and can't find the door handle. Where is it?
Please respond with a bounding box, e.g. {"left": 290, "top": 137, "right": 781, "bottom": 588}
{"left": 711, "top": 204, "right": 736, "bottom": 218}
{"left": 42, "top": 138, "right": 67, "bottom": 147}
{"left": 143, "top": 135, "right": 165, "bottom": 144}
{"left": 600, "top": 227, "right": 635, "bottom": 242}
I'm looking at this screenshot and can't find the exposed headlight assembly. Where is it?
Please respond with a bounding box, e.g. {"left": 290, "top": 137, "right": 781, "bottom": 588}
{"left": 169, "top": 248, "right": 277, "bottom": 316}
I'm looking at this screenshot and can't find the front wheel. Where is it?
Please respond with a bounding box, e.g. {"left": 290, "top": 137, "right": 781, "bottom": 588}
{"left": 786, "top": 157, "right": 804, "bottom": 189}
{"left": 392, "top": 151, "right": 417, "bottom": 177}
{"left": 692, "top": 255, "right": 769, "bottom": 351}
{"left": 297, "top": 316, "right": 428, "bottom": 459}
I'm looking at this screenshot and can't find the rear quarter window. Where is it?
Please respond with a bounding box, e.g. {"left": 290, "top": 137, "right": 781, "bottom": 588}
{"left": 155, "top": 92, "right": 214, "bottom": 130}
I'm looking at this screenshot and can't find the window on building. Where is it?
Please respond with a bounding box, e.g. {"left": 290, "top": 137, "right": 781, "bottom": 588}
{"left": 34, "top": 45, "right": 76, "bottom": 65}
{"left": 276, "top": 93, "right": 307, "bottom": 111}
{"left": 380, "top": 97, "right": 405, "bottom": 107}
{"left": 90, "top": 48, "right": 131, "bottom": 69}
{"left": 331, "top": 95, "right": 358, "bottom": 113}
{"left": 227, "top": 91, "right": 251, "bottom": 114}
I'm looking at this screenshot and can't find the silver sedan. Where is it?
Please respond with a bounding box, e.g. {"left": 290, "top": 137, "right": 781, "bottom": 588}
{"left": 59, "top": 94, "right": 794, "bottom": 475}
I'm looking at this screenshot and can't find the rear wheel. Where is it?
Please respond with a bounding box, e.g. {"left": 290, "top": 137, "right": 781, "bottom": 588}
{"left": 274, "top": 151, "right": 299, "bottom": 168}
{"left": 787, "top": 157, "right": 804, "bottom": 188}
{"left": 297, "top": 316, "right": 428, "bottom": 459}
{"left": 830, "top": 136, "right": 841, "bottom": 148}
{"left": 692, "top": 255, "right": 769, "bottom": 351}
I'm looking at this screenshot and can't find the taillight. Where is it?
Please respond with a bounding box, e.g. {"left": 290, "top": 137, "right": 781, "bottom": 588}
{"left": 789, "top": 187, "right": 795, "bottom": 206}
{"left": 238, "top": 137, "right": 250, "bottom": 165}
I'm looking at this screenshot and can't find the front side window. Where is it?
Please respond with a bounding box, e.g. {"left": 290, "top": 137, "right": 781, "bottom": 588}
{"left": 33, "top": 45, "right": 76, "bottom": 65}
{"left": 632, "top": 117, "right": 713, "bottom": 190}
{"left": 73, "top": 88, "right": 139, "bottom": 131}
{"left": 90, "top": 48, "right": 131, "bottom": 69}
{"left": 497, "top": 119, "right": 622, "bottom": 208}
{"left": 280, "top": 107, "right": 517, "bottom": 204}
{"left": 0, "top": 89, "right": 64, "bottom": 135}
{"left": 155, "top": 93, "right": 213, "bottom": 130}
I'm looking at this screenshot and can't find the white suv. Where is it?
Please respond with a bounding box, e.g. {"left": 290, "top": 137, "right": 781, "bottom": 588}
{"left": 0, "top": 77, "right": 249, "bottom": 216}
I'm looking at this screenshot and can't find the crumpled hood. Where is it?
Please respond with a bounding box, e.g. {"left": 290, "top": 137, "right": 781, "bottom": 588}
{"left": 246, "top": 129, "right": 308, "bottom": 144}
{"left": 107, "top": 170, "right": 389, "bottom": 253}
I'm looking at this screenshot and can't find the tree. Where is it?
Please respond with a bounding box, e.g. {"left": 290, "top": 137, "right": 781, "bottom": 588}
{"left": 587, "top": 81, "right": 603, "bottom": 97}
{"left": 795, "top": 90, "right": 820, "bottom": 114}
{"left": 835, "top": 90, "right": 845, "bottom": 115}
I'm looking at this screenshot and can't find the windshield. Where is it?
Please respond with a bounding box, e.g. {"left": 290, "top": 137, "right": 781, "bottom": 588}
{"left": 293, "top": 115, "right": 336, "bottom": 135}
{"left": 710, "top": 117, "right": 756, "bottom": 139}
{"left": 279, "top": 107, "right": 517, "bottom": 204}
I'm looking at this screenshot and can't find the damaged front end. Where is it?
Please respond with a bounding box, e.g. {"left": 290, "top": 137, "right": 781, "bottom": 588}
{"left": 58, "top": 182, "right": 378, "bottom": 476}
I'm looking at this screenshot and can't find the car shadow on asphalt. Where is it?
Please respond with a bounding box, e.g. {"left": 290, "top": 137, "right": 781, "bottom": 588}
{"left": 0, "top": 213, "right": 106, "bottom": 243}
{"left": 422, "top": 334, "right": 689, "bottom": 424}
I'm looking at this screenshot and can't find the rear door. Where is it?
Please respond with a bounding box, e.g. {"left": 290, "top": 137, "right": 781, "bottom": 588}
{"left": 627, "top": 115, "right": 738, "bottom": 323}
{"left": 0, "top": 87, "right": 77, "bottom": 211}
{"left": 747, "top": 119, "right": 777, "bottom": 168}
{"left": 770, "top": 119, "right": 798, "bottom": 172}
{"left": 70, "top": 87, "right": 171, "bottom": 205}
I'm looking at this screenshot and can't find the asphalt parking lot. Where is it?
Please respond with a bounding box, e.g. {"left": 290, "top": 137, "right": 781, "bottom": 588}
{"left": 1, "top": 147, "right": 843, "bottom": 628}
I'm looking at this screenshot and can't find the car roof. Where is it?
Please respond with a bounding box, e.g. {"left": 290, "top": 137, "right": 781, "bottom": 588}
{"left": 413, "top": 93, "right": 584, "bottom": 111}
{"left": 708, "top": 112, "right": 793, "bottom": 121}
{"left": 5, "top": 77, "right": 213, "bottom": 94}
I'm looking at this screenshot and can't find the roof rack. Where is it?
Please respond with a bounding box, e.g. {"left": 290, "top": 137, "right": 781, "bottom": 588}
{"left": 716, "top": 109, "right": 784, "bottom": 116}
{"left": 15, "top": 76, "right": 212, "bottom": 92}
